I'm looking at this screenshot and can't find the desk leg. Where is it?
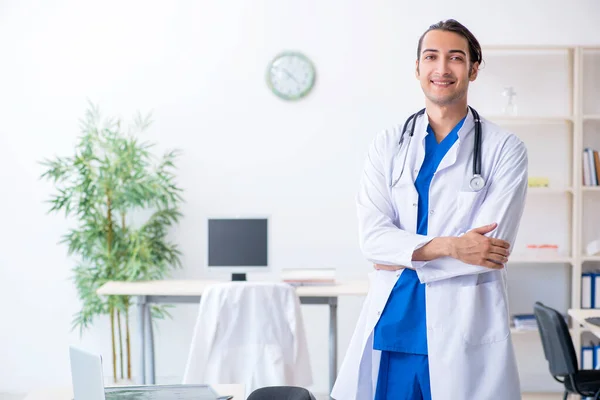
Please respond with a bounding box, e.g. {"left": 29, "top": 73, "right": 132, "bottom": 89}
{"left": 145, "top": 304, "right": 156, "bottom": 384}
{"left": 329, "top": 298, "right": 338, "bottom": 398}
{"left": 137, "top": 296, "right": 147, "bottom": 385}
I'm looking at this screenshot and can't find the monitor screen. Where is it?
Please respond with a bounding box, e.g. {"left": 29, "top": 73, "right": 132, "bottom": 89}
{"left": 207, "top": 218, "right": 268, "bottom": 267}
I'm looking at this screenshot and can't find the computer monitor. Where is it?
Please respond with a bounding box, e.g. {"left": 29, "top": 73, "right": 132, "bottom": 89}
{"left": 207, "top": 217, "right": 269, "bottom": 281}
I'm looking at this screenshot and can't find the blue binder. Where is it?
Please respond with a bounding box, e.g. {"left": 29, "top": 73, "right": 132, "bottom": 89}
{"left": 582, "top": 345, "right": 595, "bottom": 369}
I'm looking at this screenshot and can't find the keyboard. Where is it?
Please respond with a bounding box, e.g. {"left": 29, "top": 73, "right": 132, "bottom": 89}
{"left": 585, "top": 317, "right": 600, "bottom": 327}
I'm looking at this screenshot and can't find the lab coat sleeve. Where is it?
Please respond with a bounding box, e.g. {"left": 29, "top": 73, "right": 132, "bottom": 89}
{"left": 287, "top": 290, "right": 313, "bottom": 387}
{"left": 182, "top": 289, "right": 221, "bottom": 384}
{"left": 415, "top": 136, "right": 528, "bottom": 284}
{"left": 357, "top": 129, "right": 437, "bottom": 267}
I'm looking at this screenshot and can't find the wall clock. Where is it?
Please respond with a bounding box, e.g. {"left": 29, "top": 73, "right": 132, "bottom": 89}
{"left": 266, "top": 51, "right": 316, "bottom": 101}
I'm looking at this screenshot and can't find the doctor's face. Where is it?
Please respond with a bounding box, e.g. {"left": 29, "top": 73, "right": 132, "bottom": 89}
{"left": 415, "top": 29, "right": 479, "bottom": 107}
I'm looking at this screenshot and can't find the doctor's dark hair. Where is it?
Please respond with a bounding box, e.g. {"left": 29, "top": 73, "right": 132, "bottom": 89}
{"left": 416, "top": 19, "right": 483, "bottom": 74}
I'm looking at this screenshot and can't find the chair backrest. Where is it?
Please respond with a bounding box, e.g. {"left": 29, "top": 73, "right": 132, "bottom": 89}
{"left": 247, "top": 386, "right": 316, "bottom": 400}
{"left": 204, "top": 282, "right": 302, "bottom": 349}
{"left": 533, "top": 301, "right": 578, "bottom": 377}
{"left": 183, "top": 282, "right": 312, "bottom": 393}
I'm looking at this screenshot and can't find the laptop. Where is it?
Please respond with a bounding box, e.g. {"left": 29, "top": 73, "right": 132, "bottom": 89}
{"left": 69, "top": 346, "right": 230, "bottom": 400}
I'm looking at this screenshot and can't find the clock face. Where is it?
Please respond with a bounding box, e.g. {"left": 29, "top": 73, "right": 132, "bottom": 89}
{"left": 266, "top": 51, "right": 316, "bottom": 101}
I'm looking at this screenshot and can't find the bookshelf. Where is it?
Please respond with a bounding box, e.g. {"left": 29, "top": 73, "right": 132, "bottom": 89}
{"left": 470, "top": 45, "right": 600, "bottom": 395}
{"left": 580, "top": 49, "right": 600, "bottom": 378}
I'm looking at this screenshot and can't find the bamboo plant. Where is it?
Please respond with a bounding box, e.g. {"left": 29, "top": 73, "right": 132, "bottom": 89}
{"left": 40, "top": 103, "right": 183, "bottom": 382}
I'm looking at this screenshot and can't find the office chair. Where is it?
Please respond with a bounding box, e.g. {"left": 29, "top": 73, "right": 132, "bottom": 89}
{"left": 246, "top": 386, "right": 316, "bottom": 400}
{"left": 534, "top": 301, "right": 600, "bottom": 400}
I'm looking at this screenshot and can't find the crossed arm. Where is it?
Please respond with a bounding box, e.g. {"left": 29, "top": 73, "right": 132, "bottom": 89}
{"left": 357, "top": 131, "right": 528, "bottom": 283}
{"left": 375, "top": 222, "right": 510, "bottom": 271}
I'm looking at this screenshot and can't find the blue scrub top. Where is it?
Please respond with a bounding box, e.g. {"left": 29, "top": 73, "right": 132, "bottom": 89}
{"left": 373, "top": 117, "right": 465, "bottom": 354}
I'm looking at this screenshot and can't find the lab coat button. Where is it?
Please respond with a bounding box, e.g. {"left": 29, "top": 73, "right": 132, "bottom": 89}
{"left": 377, "top": 311, "right": 381, "bottom": 316}
{"left": 412, "top": 203, "right": 417, "bottom": 207}
{"left": 430, "top": 210, "right": 435, "bottom": 215}
{"left": 426, "top": 283, "right": 431, "bottom": 287}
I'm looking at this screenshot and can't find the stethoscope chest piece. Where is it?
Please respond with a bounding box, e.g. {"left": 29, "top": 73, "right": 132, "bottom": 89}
{"left": 469, "top": 174, "right": 485, "bottom": 192}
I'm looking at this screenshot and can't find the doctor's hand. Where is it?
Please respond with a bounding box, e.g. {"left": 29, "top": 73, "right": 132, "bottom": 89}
{"left": 451, "top": 223, "right": 510, "bottom": 269}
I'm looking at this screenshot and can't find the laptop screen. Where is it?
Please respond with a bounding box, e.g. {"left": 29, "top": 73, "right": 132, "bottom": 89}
{"left": 70, "top": 346, "right": 221, "bottom": 400}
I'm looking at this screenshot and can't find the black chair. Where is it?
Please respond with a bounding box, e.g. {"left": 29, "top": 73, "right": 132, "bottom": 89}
{"left": 534, "top": 301, "right": 600, "bottom": 399}
{"left": 246, "top": 386, "right": 316, "bottom": 400}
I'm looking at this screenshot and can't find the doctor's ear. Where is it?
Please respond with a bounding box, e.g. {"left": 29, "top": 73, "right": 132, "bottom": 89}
{"left": 469, "top": 62, "right": 479, "bottom": 81}
{"left": 415, "top": 59, "right": 420, "bottom": 79}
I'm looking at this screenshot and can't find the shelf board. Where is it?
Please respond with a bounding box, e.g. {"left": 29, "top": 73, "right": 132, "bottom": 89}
{"left": 584, "top": 115, "right": 600, "bottom": 121}
{"left": 582, "top": 186, "right": 600, "bottom": 192}
{"left": 527, "top": 187, "right": 573, "bottom": 194}
{"left": 508, "top": 257, "right": 573, "bottom": 264}
{"left": 483, "top": 45, "right": 573, "bottom": 52}
{"left": 582, "top": 256, "right": 600, "bottom": 262}
{"left": 487, "top": 115, "right": 573, "bottom": 124}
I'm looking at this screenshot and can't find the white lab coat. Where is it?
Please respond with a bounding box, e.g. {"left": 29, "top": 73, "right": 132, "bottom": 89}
{"left": 331, "top": 109, "right": 528, "bottom": 400}
{"left": 183, "top": 282, "right": 312, "bottom": 393}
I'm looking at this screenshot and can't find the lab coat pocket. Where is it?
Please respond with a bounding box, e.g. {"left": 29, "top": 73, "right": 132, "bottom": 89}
{"left": 456, "top": 189, "right": 487, "bottom": 232}
{"left": 457, "top": 280, "right": 510, "bottom": 346}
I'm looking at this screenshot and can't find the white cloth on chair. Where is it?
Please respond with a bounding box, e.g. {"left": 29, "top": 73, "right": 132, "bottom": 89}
{"left": 182, "top": 282, "right": 312, "bottom": 393}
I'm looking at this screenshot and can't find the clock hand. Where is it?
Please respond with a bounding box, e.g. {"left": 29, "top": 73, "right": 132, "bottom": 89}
{"left": 275, "top": 66, "right": 299, "bottom": 84}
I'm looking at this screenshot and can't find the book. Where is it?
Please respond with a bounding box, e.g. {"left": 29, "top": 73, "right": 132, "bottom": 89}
{"left": 281, "top": 268, "right": 336, "bottom": 286}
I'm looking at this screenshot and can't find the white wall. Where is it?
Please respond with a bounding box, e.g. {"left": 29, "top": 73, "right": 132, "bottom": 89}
{"left": 1, "top": 0, "right": 600, "bottom": 395}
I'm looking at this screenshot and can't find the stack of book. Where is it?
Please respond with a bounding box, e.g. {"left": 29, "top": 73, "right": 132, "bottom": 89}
{"left": 511, "top": 314, "right": 538, "bottom": 331}
{"left": 281, "top": 268, "right": 336, "bottom": 286}
{"left": 583, "top": 147, "right": 600, "bottom": 186}
{"left": 511, "top": 313, "right": 568, "bottom": 331}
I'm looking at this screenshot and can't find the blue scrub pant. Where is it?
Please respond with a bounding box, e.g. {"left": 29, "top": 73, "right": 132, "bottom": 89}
{"left": 374, "top": 351, "right": 432, "bottom": 400}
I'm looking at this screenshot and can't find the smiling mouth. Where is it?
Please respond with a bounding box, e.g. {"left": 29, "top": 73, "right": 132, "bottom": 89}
{"left": 431, "top": 80, "right": 455, "bottom": 87}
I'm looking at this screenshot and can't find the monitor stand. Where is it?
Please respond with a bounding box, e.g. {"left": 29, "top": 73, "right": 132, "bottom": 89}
{"left": 231, "top": 273, "right": 247, "bottom": 281}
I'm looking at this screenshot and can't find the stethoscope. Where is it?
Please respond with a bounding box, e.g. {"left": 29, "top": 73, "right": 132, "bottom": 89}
{"left": 390, "top": 106, "right": 485, "bottom": 192}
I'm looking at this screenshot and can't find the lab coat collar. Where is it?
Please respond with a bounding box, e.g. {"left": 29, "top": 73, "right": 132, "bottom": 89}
{"left": 417, "top": 106, "right": 476, "bottom": 141}
{"left": 458, "top": 106, "right": 476, "bottom": 139}
{"left": 411, "top": 106, "right": 476, "bottom": 176}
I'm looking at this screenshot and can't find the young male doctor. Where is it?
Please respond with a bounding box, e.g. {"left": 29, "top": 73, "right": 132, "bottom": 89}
{"left": 331, "top": 20, "right": 528, "bottom": 400}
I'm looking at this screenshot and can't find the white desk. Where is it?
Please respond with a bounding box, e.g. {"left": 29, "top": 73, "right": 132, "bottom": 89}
{"left": 568, "top": 309, "right": 600, "bottom": 337}
{"left": 97, "top": 280, "right": 369, "bottom": 395}
{"left": 23, "top": 384, "right": 246, "bottom": 400}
